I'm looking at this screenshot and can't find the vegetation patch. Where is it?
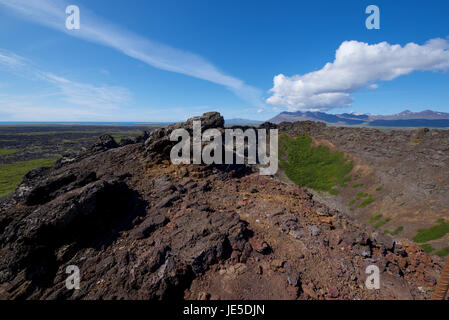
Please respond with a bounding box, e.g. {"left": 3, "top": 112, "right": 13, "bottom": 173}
{"left": 384, "top": 226, "right": 404, "bottom": 236}
{"left": 112, "top": 135, "right": 136, "bottom": 143}
{"left": 352, "top": 183, "right": 364, "bottom": 188}
{"left": 376, "top": 186, "right": 383, "bottom": 192}
{"left": 279, "top": 134, "right": 353, "bottom": 195}
{"left": 413, "top": 219, "right": 449, "bottom": 243}
{"left": 374, "top": 217, "right": 391, "bottom": 229}
{"left": 420, "top": 244, "right": 435, "bottom": 254}
{"left": 435, "top": 247, "right": 449, "bottom": 258}
{"left": 358, "top": 195, "right": 374, "bottom": 208}
{"left": 356, "top": 192, "right": 369, "bottom": 200}
{"left": 0, "top": 148, "right": 18, "bottom": 156}
{"left": 348, "top": 199, "right": 356, "bottom": 207}
{"left": 0, "top": 158, "right": 57, "bottom": 197}
{"left": 369, "top": 214, "right": 383, "bottom": 224}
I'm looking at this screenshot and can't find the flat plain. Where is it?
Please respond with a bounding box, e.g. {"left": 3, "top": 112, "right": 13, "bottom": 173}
{"left": 0, "top": 124, "right": 153, "bottom": 197}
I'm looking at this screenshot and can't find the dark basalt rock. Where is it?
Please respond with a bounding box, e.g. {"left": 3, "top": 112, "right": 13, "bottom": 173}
{"left": 0, "top": 179, "right": 146, "bottom": 284}
{"left": 0, "top": 112, "right": 443, "bottom": 300}
{"left": 90, "top": 134, "right": 119, "bottom": 152}
{"left": 130, "top": 212, "right": 169, "bottom": 240}
{"left": 119, "top": 138, "right": 135, "bottom": 146}
{"left": 145, "top": 112, "right": 224, "bottom": 162}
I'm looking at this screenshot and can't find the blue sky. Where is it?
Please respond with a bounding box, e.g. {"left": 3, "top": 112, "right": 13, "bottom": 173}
{"left": 0, "top": 0, "right": 449, "bottom": 121}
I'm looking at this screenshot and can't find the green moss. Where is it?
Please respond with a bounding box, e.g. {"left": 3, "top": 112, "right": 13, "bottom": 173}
{"left": 62, "top": 139, "right": 80, "bottom": 144}
{"left": 358, "top": 195, "right": 374, "bottom": 208}
{"left": 356, "top": 192, "right": 369, "bottom": 200}
{"left": 391, "top": 226, "right": 404, "bottom": 235}
{"left": 111, "top": 135, "right": 135, "bottom": 144}
{"left": 375, "top": 186, "right": 383, "bottom": 192}
{"left": 352, "top": 183, "right": 364, "bottom": 188}
{"left": 374, "top": 218, "right": 391, "bottom": 229}
{"left": 0, "top": 158, "right": 57, "bottom": 197}
{"left": 348, "top": 199, "right": 356, "bottom": 207}
{"left": 413, "top": 219, "right": 449, "bottom": 243}
{"left": 435, "top": 247, "right": 449, "bottom": 258}
{"left": 369, "top": 214, "right": 383, "bottom": 223}
{"left": 0, "top": 148, "right": 18, "bottom": 156}
{"left": 279, "top": 134, "right": 353, "bottom": 194}
{"left": 420, "top": 244, "right": 435, "bottom": 254}
{"left": 384, "top": 226, "right": 404, "bottom": 236}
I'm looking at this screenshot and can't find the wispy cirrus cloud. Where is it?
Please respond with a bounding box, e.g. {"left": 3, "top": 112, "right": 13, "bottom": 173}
{"left": 0, "top": 94, "right": 118, "bottom": 121}
{"left": 42, "top": 73, "right": 132, "bottom": 110}
{"left": 0, "top": 50, "right": 28, "bottom": 68}
{"left": 0, "top": 50, "right": 226, "bottom": 121}
{"left": 0, "top": 49, "right": 133, "bottom": 120}
{"left": 267, "top": 38, "right": 449, "bottom": 112}
{"left": 0, "top": 0, "right": 264, "bottom": 107}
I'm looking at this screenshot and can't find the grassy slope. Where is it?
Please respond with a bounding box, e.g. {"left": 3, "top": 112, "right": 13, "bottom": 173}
{"left": 412, "top": 219, "right": 449, "bottom": 257}
{"left": 0, "top": 158, "right": 57, "bottom": 197}
{"left": 413, "top": 219, "right": 449, "bottom": 243}
{"left": 0, "top": 148, "right": 18, "bottom": 156}
{"left": 278, "top": 134, "right": 449, "bottom": 257}
{"left": 279, "top": 134, "right": 353, "bottom": 195}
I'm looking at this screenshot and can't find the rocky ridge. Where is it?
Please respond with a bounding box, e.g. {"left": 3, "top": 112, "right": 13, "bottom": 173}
{"left": 0, "top": 112, "right": 444, "bottom": 300}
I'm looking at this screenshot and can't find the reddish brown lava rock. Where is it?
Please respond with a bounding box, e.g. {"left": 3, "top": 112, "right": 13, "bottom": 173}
{"left": 0, "top": 112, "right": 444, "bottom": 300}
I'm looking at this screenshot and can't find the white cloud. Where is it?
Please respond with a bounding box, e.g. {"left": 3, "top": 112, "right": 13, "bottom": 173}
{"left": 42, "top": 73, "right": 132, "bottom": 110}
{"left": 0, "top": 49, "right": 133, "bottom": 120}
{"left": 0, "top": 50, "right": 27, "bottom": 68}
{"left": 267, "top": 38, "right": 449, "bottom": 111}
{"left": 0, "top": 0, "right": 264, "bottom": 107}
{"left": 0, "top": 50, "right": 226, "bottom": 122}
{"left": 0, "top": 95, "right": 115, "bottom": 121}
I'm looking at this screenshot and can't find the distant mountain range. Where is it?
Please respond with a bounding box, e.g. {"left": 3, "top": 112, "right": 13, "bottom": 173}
{"left": 268, "top": 109, "right": 449, "bottom": 128}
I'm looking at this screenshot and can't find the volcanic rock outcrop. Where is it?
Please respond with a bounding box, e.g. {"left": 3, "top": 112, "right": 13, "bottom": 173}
{"left": 0, "top": 112, "right": 444, "bottom": 300}
{"left": 145, "top": 111, "right": 224, "bottom": 163}
{"left": 274, "top": 120, "right": 449, "bottom": 252}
